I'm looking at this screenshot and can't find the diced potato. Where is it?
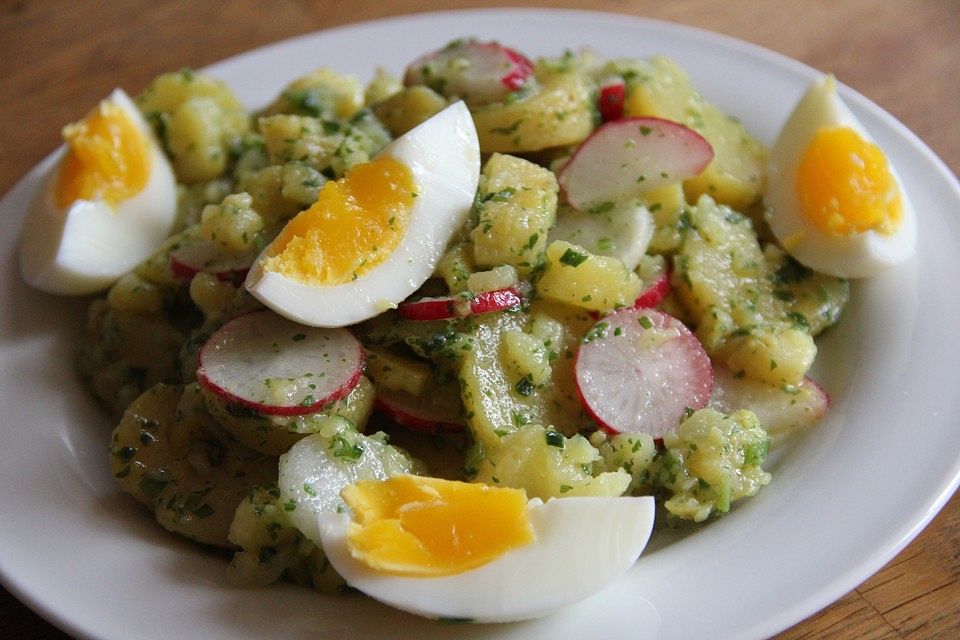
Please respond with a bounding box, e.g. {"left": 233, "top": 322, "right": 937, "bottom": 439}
{"left": 765, "top": 246, "right": 850, "bottom": 336}
{"left": 137, "top": 70, "right": 250, "bottom": 183}
{"left": 364, "top": 347, "right": 432, "bottom": 396}
{"left": 280, "top": 162, "right": 326, "bottom": 206}
{"left": 472, "top": 69, "right": 595, "bottom": 153}
{"left": 466, "top": 265, "right": 519, "bottom": 293}
{"left": 719, "top": 324, "right": 816, "bottom": 387}
{"left": 364, "top": 67, "right": 403, "bottom": 106}
{"left": 471, "top": 153, "right": 558, "bottom": 277}
{"left": 435, "top": 243, "right": 475, "bottom": 293}
{"left": 235, "top": 165, "right": 304, "bottom": 226}
{"left": 470, "top": 425, "right": 630, "bottom": 500}
{"left": 199, "top": 192, "right": 263, "bottom": 252}
{"left": 642, "top": 183, "right": 689, "bottom": 255}
{"left": 654, "top": 408, "right": 771, "bottom": 521}
{"left": 501, "top": 330, "right": 552, "bottom": 387}
{"left": 458, "top": 310, "right": 591, "bottom": 451}
{"left": 107, "top": 273, "right": 165, "bottom": 315}
{"left": 263, "top": 68, "right": 364, "bottom": 120}
{"left": 228, "top": 484, "right": 333, "bottom": 590}
{"left": 372, "top": 86, "right": 448, "bottom": 137}
{"left": 258, "top": 114, "right": 341, "bottom": 168}
{"left": 536, "top": 241, "right": 642, "bottom": 312}
{"left": 203, "top": 377, "right": 376, "bottom": 456}
{"left": 624, "top": 57, "right": 766, "bottom": 212}
{"left": 590, "top": 430, "right": 658, "bottom": 494}
{"left": 108, "top": 383, "right": 276, "bottom": 546}
{"left": 672, "top": 196, "right": 819, "bottom": 385}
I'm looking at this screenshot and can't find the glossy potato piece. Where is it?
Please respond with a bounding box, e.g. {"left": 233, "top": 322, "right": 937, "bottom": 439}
{"left": 472, "top": 70, "right": 594, "bottom": 153}
{"left": 624, "top": 57, "right": 766, "bottom": 212}
{"left": 202, "top": 376, "right": 376, "bottom": 456}
{"left": 108, "top": 383, "right": 276, "bottom": 547}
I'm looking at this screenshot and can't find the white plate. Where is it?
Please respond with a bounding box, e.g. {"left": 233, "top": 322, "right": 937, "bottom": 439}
{"left": 1, "top": 9, "right": 959, "bottom": 640}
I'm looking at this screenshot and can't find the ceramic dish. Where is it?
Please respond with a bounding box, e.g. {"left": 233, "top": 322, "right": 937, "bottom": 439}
{"left": 1, "top": 9, "right": 959, "bottom": 640}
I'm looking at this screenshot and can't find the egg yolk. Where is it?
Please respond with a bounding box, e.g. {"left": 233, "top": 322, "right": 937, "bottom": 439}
{"left": 342, "top": 475, "right": 535, "bottom": 577}
{"left": 796, "top": 126, "right": 902, "bottom": 237}
{"left": 55, "top": 99, "right": 150, "bottom": 209}
{"left": 262, "top": 157, "right": 415, "bottom": 286}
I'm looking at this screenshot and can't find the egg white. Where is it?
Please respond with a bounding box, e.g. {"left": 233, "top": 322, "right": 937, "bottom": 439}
{"left": 18, "top": 89, "right": 178, "bottom": 295}
{"left": 765, "top": 75, "right": 916, "bottom": 278}
{"left": 245, "top": 101, "right": 480, "bottom": 328}
{"left": 317, "top": 495, "right": 655, "bottom": 623}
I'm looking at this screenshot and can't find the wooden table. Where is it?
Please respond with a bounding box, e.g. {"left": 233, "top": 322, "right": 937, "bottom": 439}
{"left": 1, "top": 1, "right": 957, "bottom": 638}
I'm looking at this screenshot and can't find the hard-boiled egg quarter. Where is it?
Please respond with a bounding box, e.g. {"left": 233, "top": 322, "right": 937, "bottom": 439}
{"left": 245, "top": 101, "right": 481, "bottom": 328}
{"left": 19, "top": 89, "right": 177, "bottom": 295}
{"left": 318, "top": 475, "right": 655, "bottom": 623}
{"left": 765, "top": 75, "right": 916, "bottom": 278}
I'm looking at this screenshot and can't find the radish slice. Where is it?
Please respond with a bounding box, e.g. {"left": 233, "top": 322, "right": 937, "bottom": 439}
{"left": 403, "top": 39, "right": 534, "bottom": 105}
{"left": 397, "top": 287, "right": 522, "bottom": 321}
{"left": 559, "top": 117, "right": 714, "bottom": 211}
{"left": 375, "top": 388, "right": 465, "bottom": 433}
{"left": 575, "top": 308, "right": 713, "bottom": 437}
{"left": 634, "top": 269, "right": 671, "bottom": 308}
{"left": 197, "top": 310, "right": 363, "bottom": 416}
{"left": 169, "top": 241, "right": 257, "bottom": 285}
{"left": 710, "top": 366, "right": 829, "bottom": 441}
{"left": 548, "top": 202, "right": 653, "bottom": 272}
{"left": 598, "top": 76, "right": 626, "bottom": 122}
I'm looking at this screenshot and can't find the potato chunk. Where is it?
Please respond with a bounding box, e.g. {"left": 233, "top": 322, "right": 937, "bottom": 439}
{"left": 471, "top": 153, "right": 558, "bottom": 276}
{"left": 624, "top": 57, "right": 766, "bottom": 212}
{"left": 536, "top": 241, "right": 642, "bottom": 313}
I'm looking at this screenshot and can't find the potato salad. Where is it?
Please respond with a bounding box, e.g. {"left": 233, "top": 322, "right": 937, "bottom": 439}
{"left": 18, "top": 36, "right": 917, "bottom": 622}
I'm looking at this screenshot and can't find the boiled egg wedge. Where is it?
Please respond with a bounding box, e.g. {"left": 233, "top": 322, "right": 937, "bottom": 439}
{"left": 245, "top": 101, "right": 480, "bottom": 327}
{"left": 318, "top": 475, "right": 655, "bottom": 623}
{"left": 19, "top": 89, "right": 177, "bottom": 295}
{"left": 765, "top": 75, "right": 916, "bottom": 278}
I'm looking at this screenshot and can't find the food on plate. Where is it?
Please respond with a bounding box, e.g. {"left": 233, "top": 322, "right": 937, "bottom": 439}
{"left": 245, "top": 102, "right": 480, "bottom": 327}
{"left": 318, "top": 474, "right": 655, "bottom": 622}
{"left": 18, "top": 89, "right": 177, "bottom": 295}
{"left": 22, "top": 36, "right": 915, "bottom": 622}
{"left": 765, "top": 74, "right": 917, "bottom": 278}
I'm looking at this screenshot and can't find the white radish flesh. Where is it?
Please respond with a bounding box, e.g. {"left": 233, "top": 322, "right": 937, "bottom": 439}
{"left": 575, "top": 308, "right": 713, "bottom": 438}
{"left": 403, "top": 39, "right": 534, "bottom": 105}
{"left": 548, "top": 202, "right": 653, "bottom": 272}
{"left": 559, "top": 117, "right": 714, "bottom": 211}
{"left": 710, "top": 366, "right": 829, "bottom": 441}
{"left": 197, "top": 310, "right": 363, "bottom": 416}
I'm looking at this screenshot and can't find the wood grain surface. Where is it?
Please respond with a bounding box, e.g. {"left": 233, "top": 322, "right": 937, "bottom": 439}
{"left": 1, "top": 1, "right": 957, "bottom": 638}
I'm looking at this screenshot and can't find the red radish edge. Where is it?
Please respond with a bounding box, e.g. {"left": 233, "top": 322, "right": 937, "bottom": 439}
{"left": 398, "top": 287, "right": 522, "bottom": 322}
{"left": 634, "top": 268, "right": 672, "bottom": 309}
{"left": 374, "top": 393, "right": 464, "bottom": 433}
{"left": 598, "top": 78, "right": 626, "bottom": 122}
{"left": 501, "top": 46, "right": 534, "bottom": 90}
{"left": 574, "top": 308, "right": 713, "bottom": 439}
{"left": 196, "top": 310, "right": 364, "bottom": 417}
{"left": 559, "top": 116, "right": 715, "bottom": 211}
{"left": 169, "top": 243, "right": 255, "bottom": 286}
{"left": 403, "top": 40, "right": 533, "bottom": 100}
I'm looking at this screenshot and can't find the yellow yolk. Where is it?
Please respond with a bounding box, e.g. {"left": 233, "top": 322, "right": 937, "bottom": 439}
{"left": 796, "top": 126, "right": 902, "bottom": 237}
{"left": 55, "top": 100, "right": 150, "bottom": 209}
{"left": 262, "top": 157, "right": 415, "bottom": 286}
{"left": 342, "top": 475, "right": 535, "bottom": 577}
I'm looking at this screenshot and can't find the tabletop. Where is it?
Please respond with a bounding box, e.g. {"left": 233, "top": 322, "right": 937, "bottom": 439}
{"left": 1, "top": 1, "right": 958, "bottom": 638}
